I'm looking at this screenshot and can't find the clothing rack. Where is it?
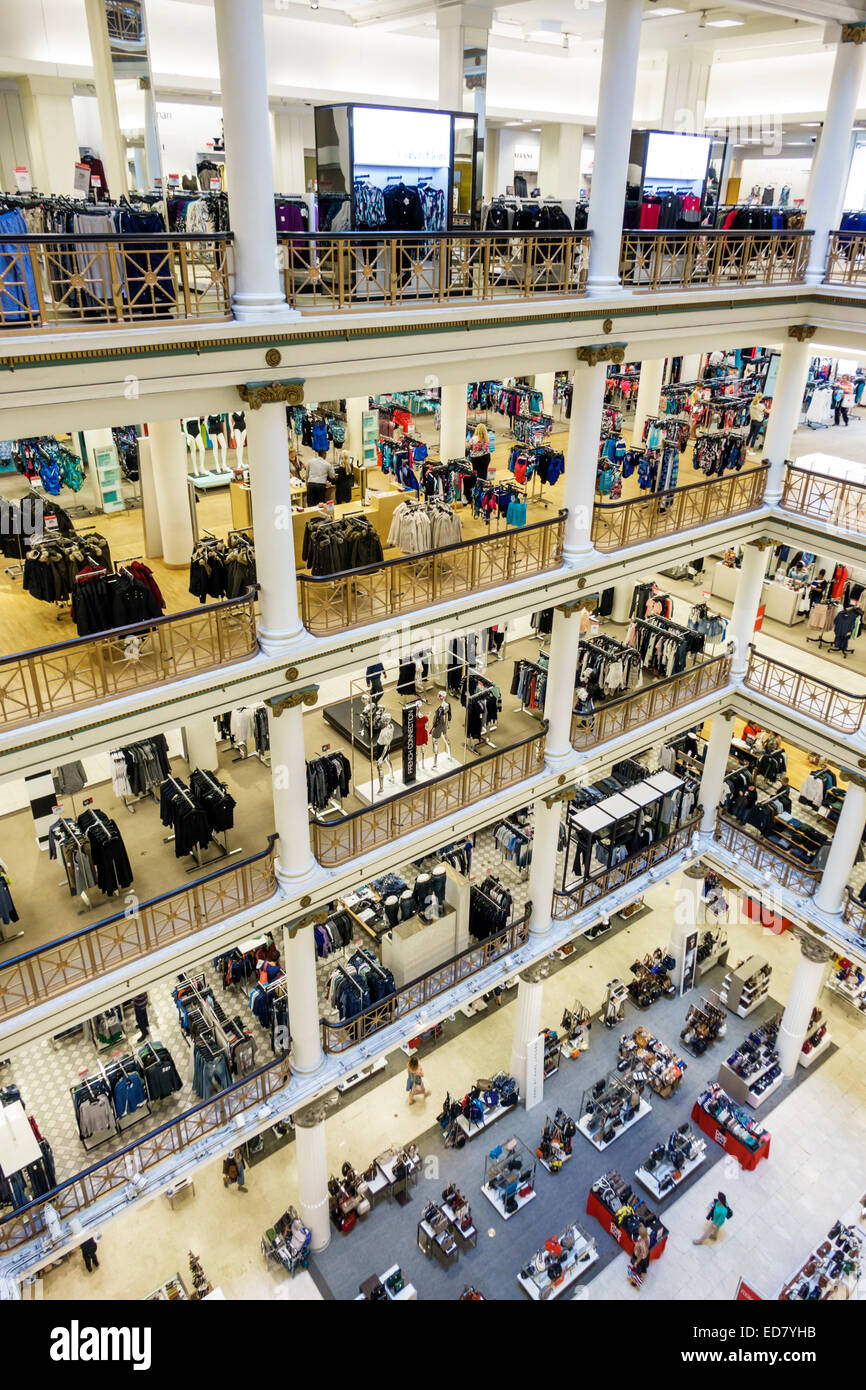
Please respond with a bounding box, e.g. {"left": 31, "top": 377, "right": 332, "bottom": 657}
{"left": 161, "top": 773, "right": 240, "bottom": 870}
{"left": 464, "top": 672, "right": 498, "bottom": 751}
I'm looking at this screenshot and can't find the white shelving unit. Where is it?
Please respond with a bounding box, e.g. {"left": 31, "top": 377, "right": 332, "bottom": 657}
{"left": 799, "top": 1031, "right": 832, "bottom": 1068}
{"left": 482, "top": 1182, "right": 537, "bottom": 1220}
{"left": 635, "top": 1145, "right": 706, "bottom": 1201}
{"left": 577, "top": 1096, "right": 652, "bottom": 1152}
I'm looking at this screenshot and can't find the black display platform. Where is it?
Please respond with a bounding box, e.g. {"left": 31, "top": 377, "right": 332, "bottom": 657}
{"left": 322, "top": 696, "right": 406, "bottom": 758}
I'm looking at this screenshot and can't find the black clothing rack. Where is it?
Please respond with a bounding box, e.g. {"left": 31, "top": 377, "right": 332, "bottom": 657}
{"left": 161, "top": 773, "right": 240, "bottom": 870}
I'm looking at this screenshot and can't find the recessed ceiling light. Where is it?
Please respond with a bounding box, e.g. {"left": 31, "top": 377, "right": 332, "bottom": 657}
{"left": 647, "top": 6, "right": 684, "bottom": 15}
{"left": 706, "top": 16, "right": 744, "bottom": 26}
{"left": 800, "top": 122, "right": 821, "bottom": 128}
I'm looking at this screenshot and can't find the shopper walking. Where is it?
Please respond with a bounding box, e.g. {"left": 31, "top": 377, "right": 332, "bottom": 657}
{"left": 627, "top": 1225, "right": 650, "bottom": 1288}
{"left": 469, "top": 424, "right": 491, "bottom": 481}
{"left": 841, "top": 383, "right": 855, "bottom": 426}
{"left": 747, "top": 394, "right": 766, "bottom": 449}
{"left": 694, "top": 1192, "right": 732, "bottom": 1244}
{"left": 80, "top": 1236, "right": 99, "bottom": 1272}
{"left": 223, "top": 1149, "right": 248, "bottom": 1192}
{"left": 406, "top": 1055, "right": 431, "bottom": 1106}
{"left": 305, "top": 451, "right": 335, "bottom": 506}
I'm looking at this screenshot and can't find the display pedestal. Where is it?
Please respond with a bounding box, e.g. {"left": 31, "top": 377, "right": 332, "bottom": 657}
{"left": 798, "top": 1031, "right": 832, "bottom": 1068}
{"left": 191, "top": 471, "right": 232, "bottom": 491}
{"left": 577, "top": 1096, "right": 652, "bottom": 1151}
{"left": 454, "top": 1100, "right": 511, "bottom": 1138}
{"left": 635, "top": 1148, "right": 706, "bottom": 1201}
{"left": 481, "top": 1183, "right": 537, "bottom": 1221}
{"left": 718, "top": 1058, "right": 783, "bottom": 1109}
{"left": 585, "top": 1190, "right": 668, "bottom": 1260}
{"left": 355, "top": 753, "right": 461, "bottom": 805}
{"left": 690, "top": 1102, "right": 771, "bottom": 1170}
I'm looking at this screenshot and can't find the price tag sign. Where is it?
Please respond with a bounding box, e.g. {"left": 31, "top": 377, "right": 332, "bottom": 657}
{"left": 82, "top": 797, "right": 93, "bottom": 807}
{"left": 209, "top": 178, "right": 221, "bottom": 191}
{"left": 167, "top": 173, "right": 180, "bottom": 187}
{"left": 43, "top": 514, "right": 58, "bottom": 532}
{"left": 52, "top": 803, "right": 63, "bottom": 815}
{"left": 74, "top": 162, "right": 91, "bottom": 195}
{"left": 14, "top": 166, "right": 31, "bottom": 192}
{"left": 90, "top": 174, "right": 102, "bottom": 189}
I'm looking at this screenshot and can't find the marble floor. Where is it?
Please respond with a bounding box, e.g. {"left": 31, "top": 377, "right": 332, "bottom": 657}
{"left": 34, "top": 864, "right": 865, "bottom": 1302}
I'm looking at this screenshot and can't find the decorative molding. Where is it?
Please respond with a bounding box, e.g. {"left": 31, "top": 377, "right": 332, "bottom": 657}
{"left": 841, "top": 22, "right": 866, "bottom": 42}
{"left": 794, "top": 930, "right": 833, "bottom": 964}
{"left": 284, "top": 908, "right": 329, "bottom": 940}
{"left": 265, "top": 687, "right": 319, "bottom": 715}
{"left": 556, "top": 600, "right": 584, "bottom": 618}
{"left": 519, "top": 960, "right": 551, "bottom": 985}
{"left": 265, "top": 348, "right": 282, "bottom": 367}
{"left": 839, "top": 767, "right": 866, "bottom": 791}
{"left": 543, "top": 786, "right": 576, "bottom": 809}
{"left": 576, "top": 343, "right": 627, "bottom": 367}
{"left": 746, "top": 535, "right": 774, "bottom": 551}
{"left": 787, "top": 324, "right": 817, "bottom": 342}
{"left": 293, "top": 1093, "right": 340, "bottom": 1128}
{"left": 284, "top": 666, "right": 300, "bottom": 683}
{"left": 238, "top": 380, "right": 305, "bottom": 410}
{"left": 602, "top": 318, "right": 613, "bottom": 334}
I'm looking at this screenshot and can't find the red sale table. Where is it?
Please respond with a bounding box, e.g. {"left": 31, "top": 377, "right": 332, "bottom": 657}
{"left": 585, "top": 1189, "right": 668, "bottom": 1261}
{"left": 691, "top": 1102, "right": 771, "bottom": 1170}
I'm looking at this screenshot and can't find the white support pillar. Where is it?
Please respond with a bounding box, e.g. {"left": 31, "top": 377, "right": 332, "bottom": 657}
{"left": 271, "top": 109, "right": 307, "bottom": 197}
{"left": 345, "top": 395, "right": 367, "bottom": 464}
{"left": 543, "top": 607, "right": 580, "bottom": 765}
{"left": 245, "top": 399, "right": 302, "bottom": 652}
{"left": 804, "top": 28, "right": 866, "bottom": 284}
{"left": 528, "top": 797, "right": 562, "bottom": 937}
{"left": 184, "top": 714, "right": 218, "bottom": 773}
{"left": 268, "top": 701, "right": 317, "bottom": 888}
{"left": 761, "top": 333, "right": 812, "bottom": 503}
{"left": 213, "top": 0, "right": 296, "bottom": 321}
{"left": 533, "top": 372, "right": 556, "bottom": 417}
{"left": 610, "top": 578, "right": 634, "bottom": 624}
{"left": 777, "top": 934, "right": 832, "bottom": 1076}
{"left": 660, "top": 45, "right": 713, "bottom": 132}
{"left": 293, "top": 1100, "right": 333, "bottom": 1252}
{"left": 728, "top": 541, "right": 768, "bottom": 679}
{"left": 632, "top": 357, "right": 665, "bottom": 443}
{"left": 585, "top": 0, "right": 644, "bottom": 295}
{"left": 667, "top": 862, "right": 704, "bottom": 985}
{"left": 84, "top": 0, "right": 129, "bottom": 200}
{"left": 282, "top": 924, "right": 324, "bottom": 1074}
{"left": 439, "top": 382, "right": 468, "bottom": 463}
{"left": 146, "top": 420, "right": 195, "bottom": 566}
{"left": 699, "top": 711, "right": 735, "bottom": 833}
{"left": 814, "top": 779, "right": 866, "bottom": 915}
{"left": 539, "top": 124, "right": 583, "bottom": 200}
{"left": 18, "top": 78, "right": 80, "bottom": 196}
{"left": 680, "top": 352, "right": 703, "bottom": 384}
{"left": 509, "top": 964, "right": 547, "bottom": 1104}
{"left": 562, "top": 358, "right": 608, "bottom": 560}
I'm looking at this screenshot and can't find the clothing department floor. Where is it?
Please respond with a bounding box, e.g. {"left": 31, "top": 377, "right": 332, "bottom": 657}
{"left": 33, "top": 863, "right": 865, "bottom": 1302}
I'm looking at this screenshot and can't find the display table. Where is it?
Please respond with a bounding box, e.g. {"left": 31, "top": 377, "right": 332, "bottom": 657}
{"left": 355, "top": 1264, "right": 418, "bottom": 1301}
{"left": 517, "top": 1223, "right": 598, "bottom": 1300}
{"left": 585, "top": 1190, "right": 668, "bottom": 1261}
{"left": 718, "top": 1058, "right": 783, "bottom": 1109}
{"left": 577, "top": 1096, "right": 652, "bottom": 1151}
{"left": 636, "top": 1147, "right": 706, "bottom": 1201}
{"left": 0, "top": 1101, "right": 43, "bottom": 1176}
{"left": 355, "top": 753, "right": 460, "bottom": 805}
{"left": 145, "top": 1273, "right": 188, "bottom": 1301}
{"left": 799, "top": 1030, "right": 832, "bottom": 1068}
{"left": 321, "top": 695, "right": 405, "bottom": 758}
{"left": 482, "top": 1181, "right": 536, "bottom": 1220}
{"left": 455, "top": 1100, "right": 510, "bottom": 1138}
{"left": 690, "top": 1101, "right": 771, "bottom": 1170}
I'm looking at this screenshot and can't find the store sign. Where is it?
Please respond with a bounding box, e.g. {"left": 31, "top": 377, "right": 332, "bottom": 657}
{"left": 209, "top": 178, "right": 221, "bottom": 191}
{"left": 13, "top": 166, "right": 31, "bottom": 192}
{"left": 402, "top": 705, "right": 417, "bottom": 785}
{"left": 680, "top": 929, "right": 699, "bottom": 995}
{"left": 353, "top": 107, "right": 450, "bottom": 169}
{"left": 513, "top": 145, "right": 539, "bottom": 171}
{"left": 167, "top": 173, "right": 180, "bottom": 187}
{"left": 524, "top": 1033, "right": 544, "bottom": 1112}
{"left": 753, "top": 604, "right": 765, "bottom": 632}
{"left": 735, "top": 1278, "right": 764, "bottom": 1301}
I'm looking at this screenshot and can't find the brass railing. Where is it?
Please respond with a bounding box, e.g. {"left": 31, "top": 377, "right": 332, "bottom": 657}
{"left": 0, "top": 839, "right": 278, "bottom": 1025}
{"left": 298, "top": 512, "right": 565, "bottom": 636}
{"left": 591, "top": 465, "right": 768, "bottom": 552}
{"left": 320, "top": 908, "right": 531, "bottom": 1053}
{"left": 0, "top": 233, "right": 233, "bottom": 331}
{"left": 843, "top": 889, "right": 866, "bottom": 941}
{"left": 0, "top": 588, "right": 257, "bottom": 732}
{"left": 745, "top": 646, "right": 866, "bottom": 734}
{"left": 780, "top": 463, "right": 866, "bottom": 535}
{"left": 551, "top": 817, "right": 699, "bottom": 921}
{"left": 570, "top": 654, "right": 732, "bottom": 750}
{"left": 824, "top": 231, "right": 866, "bottom": 287}
{"left": 279, "top": 231, "right": 591, "bottom": 311}
{"left": 0, "top": 1051, "right": 291, "bottom": 1254}
{"left": 619, "top": 228, "right": 812, "bottom": 291}
{"left": 714, "top": 813, "right": 822, "bottom": 897}
{"left": 310, "top": 728, "right": 547, "bottom": 868}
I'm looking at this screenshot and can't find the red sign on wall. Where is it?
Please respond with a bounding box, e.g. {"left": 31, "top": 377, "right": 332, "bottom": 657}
{"left": 735, "top": 1278, "right": 764, "bottom": 1300}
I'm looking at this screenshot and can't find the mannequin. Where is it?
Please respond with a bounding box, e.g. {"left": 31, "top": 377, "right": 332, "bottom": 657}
{"left": 183, "top": 418, "right": 206, "bottom": 477}
{"left": 415, "top": 703, "right": 430, "bottom": 768}
{"left": 206, "top": 414, "right": 231, "bottom": 473}
{"left": 231, "top": 410, "right": 247, "bottom": 465}
{"left": 431, "top": 692, "right": 452, "bottom": 767}
{"left": 375, "top": 712, "right": 395, "bottom": 792}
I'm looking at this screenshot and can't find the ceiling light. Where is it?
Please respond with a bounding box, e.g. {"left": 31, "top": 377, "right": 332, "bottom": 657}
{"left": 800, "top": 122, "right": 821, "bottom": 128}
{"left": 646, "top": 7, "right": 684, "bottom": 15}
{"left": 706, "top": 16, "right": 744, "bottom": 26}
{"left": 310, "top": 0, "right": 319, "bottom": 9}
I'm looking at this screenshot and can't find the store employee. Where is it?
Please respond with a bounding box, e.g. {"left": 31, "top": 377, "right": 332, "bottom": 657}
{"left": 305, "top": 450, "right": 336, "bottom": 506}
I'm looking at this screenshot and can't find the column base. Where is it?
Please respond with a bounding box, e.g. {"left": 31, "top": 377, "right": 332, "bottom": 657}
{"left": 275, "top": 858, "right": 323, "bottom": 897}
{"left": 289, "top": 1049, "right": 326, "bottom": 1077}
{"left": 256, "top": 626, "right": 308, "bottom": 658}
{"left": 802, "top": 267, "right": 828, "bottom": 288}
{"left": 230, "top": 293, "right": 302, "bottom": 323}
{"left": 812, "top": 894, "right": 843, "bottom": 917}
{"left": 544, "top": 747, "right": 575, "bottom": 773}
{"left": 584, "top": 276, "right": 622, "bottom": 299}
{"left": 562, "top": 543, "right": 600, "bottom": 567}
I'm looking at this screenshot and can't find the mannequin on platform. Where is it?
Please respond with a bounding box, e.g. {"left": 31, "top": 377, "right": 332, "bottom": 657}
{"left": 206, "top": 414, "right": 231, "bottom": 473}
{"left": 416, "top": 705, "right": 430, "bottom": 768}
{"left": 431, "top": 692, "right": 452, "bottom": 767}
{"left": 375, "top": 712, "right": 395, "bottom": 793}
{"left": 183, "top": 418, "right": 206, "bottom": 476}
{"left": 231, "top": 410, "right": 247, "bottom": 465}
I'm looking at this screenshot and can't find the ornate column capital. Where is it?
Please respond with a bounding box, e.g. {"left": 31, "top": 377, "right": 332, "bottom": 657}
{"left": 293, "top": 1092, "right": 340, "bottom": 1128}
{"left": 238, "top": 380, "right": 305, "bottom": 410}
{"left": 840, "top": 766, "right": 866, "bottom": 792}
{"left": 795, "top": 929, "right": 833, "bottom": 964}
{"left": 519, "top": 960, "right": 550, "bottom": 985}
{"left": 576, "top": 344, "right": 627, "bottom": 367}
{"left": 284, "top": 908, "right": 329, "bottom": 939}
{"left": 787, "top": 325, "right": 817, "bottom": 342}
{"left": 266, "top": 687, "right": 318, "bottom": 715}
{"left": 841, "top": 22, "right": 866, "bottom": 42}
{"left": 555, "top": 600, "right": 585, "bottom": 618}
{"left": 745, "top": 535, "right": 774, "bottom": 551}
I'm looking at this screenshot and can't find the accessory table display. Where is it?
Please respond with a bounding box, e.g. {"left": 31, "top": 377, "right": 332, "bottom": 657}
{"left": 536, "top": 1108, "right": 576, "bottom": 1174}
{"left": 691, "top": 1082, "right": 771, "bottom": 1169}
{"left": 799, "top": 1008, "right": 832, "bottom": 1068}
{"left": 517, "top": 1222, "right": 598, "bottom": 1300}
{"left": 617, "top": 1027, "right": 686, "bottom": 1098}
{"left": 717, "top": 1016, "right": 784, "bottom": 1108}
{"left": 578, "top": 1064, "right": 652, "bottom": 1150}
{"left": 586, "top": 1171, "right": 669, "bottom": 1261}
{"left": 627, "top": 950, "right": 677, "bottom": 1008}
{"left": 439, "top": 1071, "right": 520, "bottom": 1144}
{"left": 720, "top": 955, "right": 771, "bottom": 1017}
{"left": 779, "top": 1220, "right": 864, "bottom": 1301}
{"left": 355, "top": 1264, "right": 417, "bottom": 1301}
{"left": 635, "top": 1124, "right": 707, "bottom": 1201}
{"left": 261, "top": 1207, "right": 311, "bottom": 1276}
{"left": 481, "top": 1137, "right": 537, "bottom": 1219}
{"left": 680, "top": 992, "right": 727, "bottom": 1057}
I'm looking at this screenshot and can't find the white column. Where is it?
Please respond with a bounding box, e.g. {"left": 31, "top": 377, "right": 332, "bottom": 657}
{"left": 804, "top": 31, "right": 866, "bottom": 284}
{"left": 184, "top": 715, "right": 218, "bottom": 773}
{"left": 761, "top": 335, "right": 811, "bottom": 504}
{"left": 698, "top": 711, "right": 735, "bottom": 833}
{"left": 539, "top": 124, "right": 583, "bottom": 200}
{"left": 146, "top": 420, "right": 194, "bottom": 566}
{"left": 345, "top": 396, "right": 367, "bottom": 463}
{"left": 271, "top": 109, "right": 307, "bottom": 196}
{"left": 632, "top": 357, "right": 665, "bottom": 442}
{"left": 728, "top": 542, "right": 768, "bottom": 679}
{"left": 439, "top": 382, "right": 468, "bottom": 462}
{"left": 533, "top": 372, "right": 556, "bottom": 416}
{"left": 814, "top": 780, "right": 866, "bottom": 915}
{"left": 667, "top": 868, "right": 703, "bottom": 985}
{"left": 269, "top": 703, "right": 316, "bottom": 886}
{"left": 562, "top": 361, "right": 607, "bottom": 560}
{"left": 18, "top": 78, "right": 80, "bottom": 196}
{"left": 509, "top": 968, "right": 545, "bottom": 1102}
{"left": 660, "top": 45, "right": 713, "bottom": 131}
{"left": 777, "top": 935, "right": 832, "bottom": 1076}
{"left": 680, "top": 352, "right": 703, "bottom": 384}
{"left": 282, "top": 925, "right": 323, "bottom": 1074}
{"left": 293, "top": 1106, "right": 331, "bottom": 1252}
{"left": 528, "top": 798, "right": 561, "bottom": 937}
{"left": 84, "top": 0, "right": 129, "bottom": 200}
{"left": 245, "top": 400, "right": 302, "bottom": 652}
{"left": 610, "top": 578, "right": 633, "bottom": 624}
{"left": 586, "top": 0, "right": 644, "bottom": 295}
{"left": 213, "top": 0, "right": 296, "bottom": 321}
{"left": 543, "top": 607, "right": 580, "bottom": 764}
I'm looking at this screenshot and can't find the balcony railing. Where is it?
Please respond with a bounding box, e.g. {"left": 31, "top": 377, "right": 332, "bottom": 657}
{"left": 619, "top": 228, "right": 812, "bottom": 292}
{"left": 297, "top": 513, "right": 565, "bottom": 637}
{"left": 0, "top": 589, "right": 257, "bottom": 734}
{"left": 0, "top": 233, "right": 233, "bottom": 331}
{"left": 745, "top": 646, "right": 865, "bottom": 735}
{"left": 551, "top": 816, "right": 699, "bottom": 921}
{"left": 780, "top": 463, "right": 866, "bottom": 536}
{"left": 843, "top": 889, "right": 866, "bottom": 941}
{"left": 310, "top": 728, "right": 547, "bottom": 869}
{"left": 321, "top": 908, "right": 531, "bottom": 1053}
{"left": 0, "top": 1051, "right": 290, "bottom": 1254}
{"left": 824, "top": 231, "right": 866, "bottom": 288}
{"left": 570, "top": 654, "right": 732, "bottom": 750}
{"left": 0, "top": 839, "right": 278, "bottom": 1026}
{"left": 279, "top": 231, "right": 590, "bottom": 312}
{"left": 714, "top": 813, "right": 822, "bottom": 897}
{"left": 591, "top": 465, "right": 768, "bottom": 552}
